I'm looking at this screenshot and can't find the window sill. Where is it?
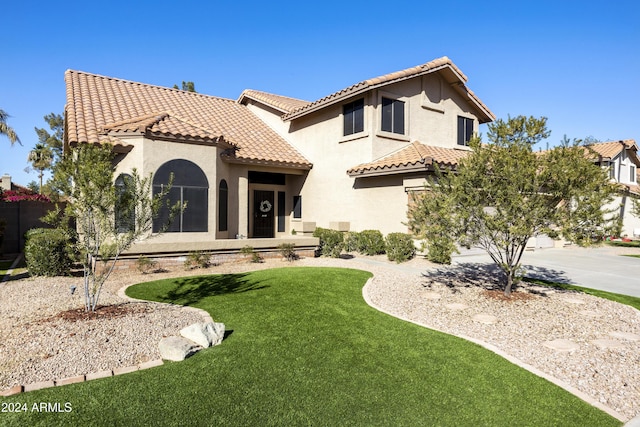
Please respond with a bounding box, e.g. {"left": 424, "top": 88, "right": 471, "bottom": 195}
{"left": 375, "top": 131, "right": 410, "bottom": 142}
{"left": 339, "top": 132, "right": 369, "bottom": 144}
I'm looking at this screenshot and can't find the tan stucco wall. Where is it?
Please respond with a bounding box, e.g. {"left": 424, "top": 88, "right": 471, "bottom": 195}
{"left": 112, "top": 136, "right": 222, "bottom": 245}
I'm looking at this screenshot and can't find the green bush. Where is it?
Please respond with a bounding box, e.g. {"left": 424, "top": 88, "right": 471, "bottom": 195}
{"left": 356, "top": 230, "right": 386, "bottom": 255}
{"left": 184, "top": 251, "right": 211, "bottom": 269}
{"left": 278, "top": 243, "right": 298, "bottom": 262}
{"left": 426, "top": 238, "right": 455, "bottom": 265}
{"left": 25, "top": 228, "right": 73, "bottom": 276}
{"left": 343, "top": 231, "right": 360, "bottom": 253}
{"left": 385, "top": 233, "right": 416, "bottom": 263}
{"left": 312, "top": 227, "right": 344, "bottom": 258}
{"left": 136, "top": 255, "right": 158, "bottom": 274}
{"left": 241, "top": 245, "right": 263, "bottom": 263}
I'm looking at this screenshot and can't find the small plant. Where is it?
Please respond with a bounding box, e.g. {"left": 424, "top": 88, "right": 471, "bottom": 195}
{"left": 278, "top": 243, "right": 298, "bottom": 262}
{"left": 385, "top": 233, "right": 416, "bottom": 263}
{"left": 344, "top": 231, "right": 360, "bottom": 252}
{"left": 425, "top": 237, "right": 456, "bottom": 265}
{"left": 312, "top": 227, "right": 344, "bottom": 258}
{"left": 241, "top": 245, "right": 263, "bottom": 263}
{"left": 291, "top": 229, "right": 297, "bottom": 235}
{"left": 356, "top": 230, "right": 386, "bottom": 255}
{"left": 136, "top": 255, "right": 158, "bottom": 274}
{"left": 24, "top": 228, "right": 73, "bottom": 276}
{"left": 184, "top": 250, "right": 210, "bottom": 269}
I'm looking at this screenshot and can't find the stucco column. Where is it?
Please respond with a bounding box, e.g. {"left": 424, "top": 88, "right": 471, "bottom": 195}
{"left": 238, "top": 174, "right": 248, "bottom": 238}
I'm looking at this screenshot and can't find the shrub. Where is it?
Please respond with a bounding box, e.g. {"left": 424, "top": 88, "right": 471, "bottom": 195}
{"left": 25, "top": 228, "right": 72, "bottom": 276}
{"left": 184, "top": 250, "right": 210, "bottom": 269}
{"left": 385, "top": 233, "right": 416, "bottom": 263}
{"left": 278, "top": 243, "right": 298, "bottom": 262}
{"left": 136, "top": 255, "right": 158, "bottom": 274}
{"left": 312, "top": 227, "right": 344, "bottom": 258}
{"left": 426, "top": 238, "right": 456, "bottom": 265}
{"left": 241, "top": 245, "right": 263, "bottom": 263}
{"left": 356, "top": 230, "right": 386, "bottom": 255}
{"left": 344, "top": 231, "right": 360, "bottom": 253}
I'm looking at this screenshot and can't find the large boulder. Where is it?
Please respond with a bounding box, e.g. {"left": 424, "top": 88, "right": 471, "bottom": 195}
{"left": 158, "top": 336, "right": 200, "bottom": 361}
{"left": 180, "top": 322, "right": 225, "bottom": 348}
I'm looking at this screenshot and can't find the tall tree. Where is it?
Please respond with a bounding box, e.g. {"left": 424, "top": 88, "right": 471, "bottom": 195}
{"left": 27, "top": 143, "right": 53, "bottom": 194}
{"left": 34, "top": 113, "right": 64, "bottom": 164}
{"left": 173, "top": 81, "right": 196, "bottom": 92}
{"left": 408, "top": 116, "right": 618, "bottom": 296}
{"left": 0, "top": 109, "right": 21, "bottom": 145}
{"left": 48, "top": 143, "right": 184, "bottom": 312}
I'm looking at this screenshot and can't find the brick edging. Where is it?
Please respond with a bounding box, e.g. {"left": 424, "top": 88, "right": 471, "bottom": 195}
{"left": 0, "top": 284, "right": 213, "bottom": 397}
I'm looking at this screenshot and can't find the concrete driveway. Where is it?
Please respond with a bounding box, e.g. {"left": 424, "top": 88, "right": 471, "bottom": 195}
{"left": 452, "top": 245, "right": 640, "bottom": 298}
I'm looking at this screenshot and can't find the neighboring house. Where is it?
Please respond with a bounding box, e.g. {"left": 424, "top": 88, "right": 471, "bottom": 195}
{"left": 64, "top": 57, "right": 494, "bottom": 255}
{"left": 587, "top": 140, "right": 640, "bottom": 237}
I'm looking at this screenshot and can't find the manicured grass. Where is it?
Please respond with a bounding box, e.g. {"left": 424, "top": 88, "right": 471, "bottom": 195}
{"left": 1, "top": 268, "right": 619, "bottom": 426}
{"left": 523, "top": 277, "right": 640, "bottom": 311}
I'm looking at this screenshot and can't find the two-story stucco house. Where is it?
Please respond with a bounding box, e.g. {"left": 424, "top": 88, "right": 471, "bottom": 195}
{"left": 64, "top": 57, "right": 494, "bottom": 256}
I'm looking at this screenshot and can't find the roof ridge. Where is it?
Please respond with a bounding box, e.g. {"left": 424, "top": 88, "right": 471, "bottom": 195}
{"left": 241, "top": 89, "right": 309, "bottom": 103}
{"left": 65, "top": 69, "right": 238, "bottom": 103}
{"left": 282, "top": 56, "right": 486, "bottom": 121}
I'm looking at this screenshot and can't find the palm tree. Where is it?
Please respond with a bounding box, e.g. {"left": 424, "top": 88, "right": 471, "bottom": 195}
{"left": 27, "top": 143, "right": 53, "bottom": 194}
{"left": 0, "top": 109, "right": 21, "bottom": 145}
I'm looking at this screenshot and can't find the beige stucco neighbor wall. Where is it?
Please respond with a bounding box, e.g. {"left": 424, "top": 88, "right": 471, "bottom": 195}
{"left": 606, "top": 194, "right": 640, "bottom": 238}
{"left": 247, "top": 73, "right": 478, "bottom": 235}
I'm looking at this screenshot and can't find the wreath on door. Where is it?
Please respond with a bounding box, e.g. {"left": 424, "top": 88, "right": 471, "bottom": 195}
{"left": 259, "top": 200, "right": 272, "bottom": 213}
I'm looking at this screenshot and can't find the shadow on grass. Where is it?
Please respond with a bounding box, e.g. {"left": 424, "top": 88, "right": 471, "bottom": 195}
{"left": 166, "top": 273, "right": 269, "bottom": 306}
{"left": 421, "top": 262, "right": 572, "bottom": 293}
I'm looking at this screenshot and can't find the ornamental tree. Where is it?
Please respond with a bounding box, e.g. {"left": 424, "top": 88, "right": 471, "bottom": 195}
{"left": 48, "top": 143, "right": 183, "bottom": 311}
{"left": 408, "top": 116, "right": 618, "bottom": 296}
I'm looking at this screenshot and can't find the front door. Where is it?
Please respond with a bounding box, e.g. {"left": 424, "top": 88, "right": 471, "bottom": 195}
{"left": 253, "top": 190, "right": 275, "bottom": 238}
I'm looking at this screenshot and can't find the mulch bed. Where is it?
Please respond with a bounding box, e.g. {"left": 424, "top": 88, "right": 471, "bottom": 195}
{"left": 38, "top": 303, "right": 151, "bottom": 323}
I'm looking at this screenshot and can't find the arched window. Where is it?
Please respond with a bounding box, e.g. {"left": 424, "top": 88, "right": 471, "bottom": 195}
{"left": 218, "top": 179, "right": 228, "bottom": 232}
{"left": 153, "top": 159, "right": 208, "bottom": 232}
{"left": 115, "top": 173, "right": 134, "bottom": 233}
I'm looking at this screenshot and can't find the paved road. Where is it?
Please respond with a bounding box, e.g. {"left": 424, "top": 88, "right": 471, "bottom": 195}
{"left": 452, "top": 245, "right": 640, "bottom": 298}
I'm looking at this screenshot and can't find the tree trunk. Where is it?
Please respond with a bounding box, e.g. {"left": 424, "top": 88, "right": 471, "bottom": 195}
{"left": 504, "top": 271, "right": 514, "bottom": 296}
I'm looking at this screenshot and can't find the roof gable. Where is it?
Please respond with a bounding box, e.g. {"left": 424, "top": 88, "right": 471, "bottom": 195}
{"left": 64, "top": 70, "right": 312, "bottom": 169}
{"left": 587, "top": 139, "right": 637, "bottom": 160}
{"left": 238, "top": 89, "right": 310, "bottom": 114}
{"left": 282, "top": 57, "right": 494, "bottom": 123}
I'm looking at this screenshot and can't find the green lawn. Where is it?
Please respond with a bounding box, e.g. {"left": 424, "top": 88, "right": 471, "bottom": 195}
{"left": 523, "top": 277, "right": 640, "bottom": 311}
{"left": 1, "top": 267, "right": 620, "bottom": 426}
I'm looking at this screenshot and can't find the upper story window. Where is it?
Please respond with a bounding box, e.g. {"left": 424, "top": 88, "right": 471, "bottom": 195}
{"left": 343, "top": 98, "right": 364, "bottom": 136}
{"left": 457, "top": 116, "right": 474, "bottom": 146}
{"left": 630, "top": 164, "right": 637, "bottom": 183}
{"left": 609, "top": 163, "right": 616, "bottom": 180}
{"left": 381, "top": 97, "right": 405, "bottom": 135}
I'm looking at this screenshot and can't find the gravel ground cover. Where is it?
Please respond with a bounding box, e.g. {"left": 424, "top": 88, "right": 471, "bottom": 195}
{"left": 0, "top": 254, "right": 637, "bottom": 420}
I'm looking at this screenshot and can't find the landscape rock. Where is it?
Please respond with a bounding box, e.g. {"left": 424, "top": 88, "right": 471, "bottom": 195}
{"left": 158, "top": 336, "right": 201, "bottom": 361}
{"left": 180, "top": 322, "right": 225, "bottom": 348}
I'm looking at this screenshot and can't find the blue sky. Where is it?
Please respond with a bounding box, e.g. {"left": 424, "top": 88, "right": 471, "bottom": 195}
{"left": 1, "top": 0, "right": 638, "bottom": 186}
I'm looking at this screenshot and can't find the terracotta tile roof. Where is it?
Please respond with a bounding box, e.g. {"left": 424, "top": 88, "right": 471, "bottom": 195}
{"left": 64, "top": 70, "right": 312, "bottom": 169}
{"left": 347, "top": 141, "right": 469, "bottom": 176}
{"left": 586, "top": 139, "right": 637, "bottom": 159}
{"left": 238, "top": 89, "right": 310, "bottom": 113}
{"left": 282, "top": 57, "right": 495, "bottom": 123}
